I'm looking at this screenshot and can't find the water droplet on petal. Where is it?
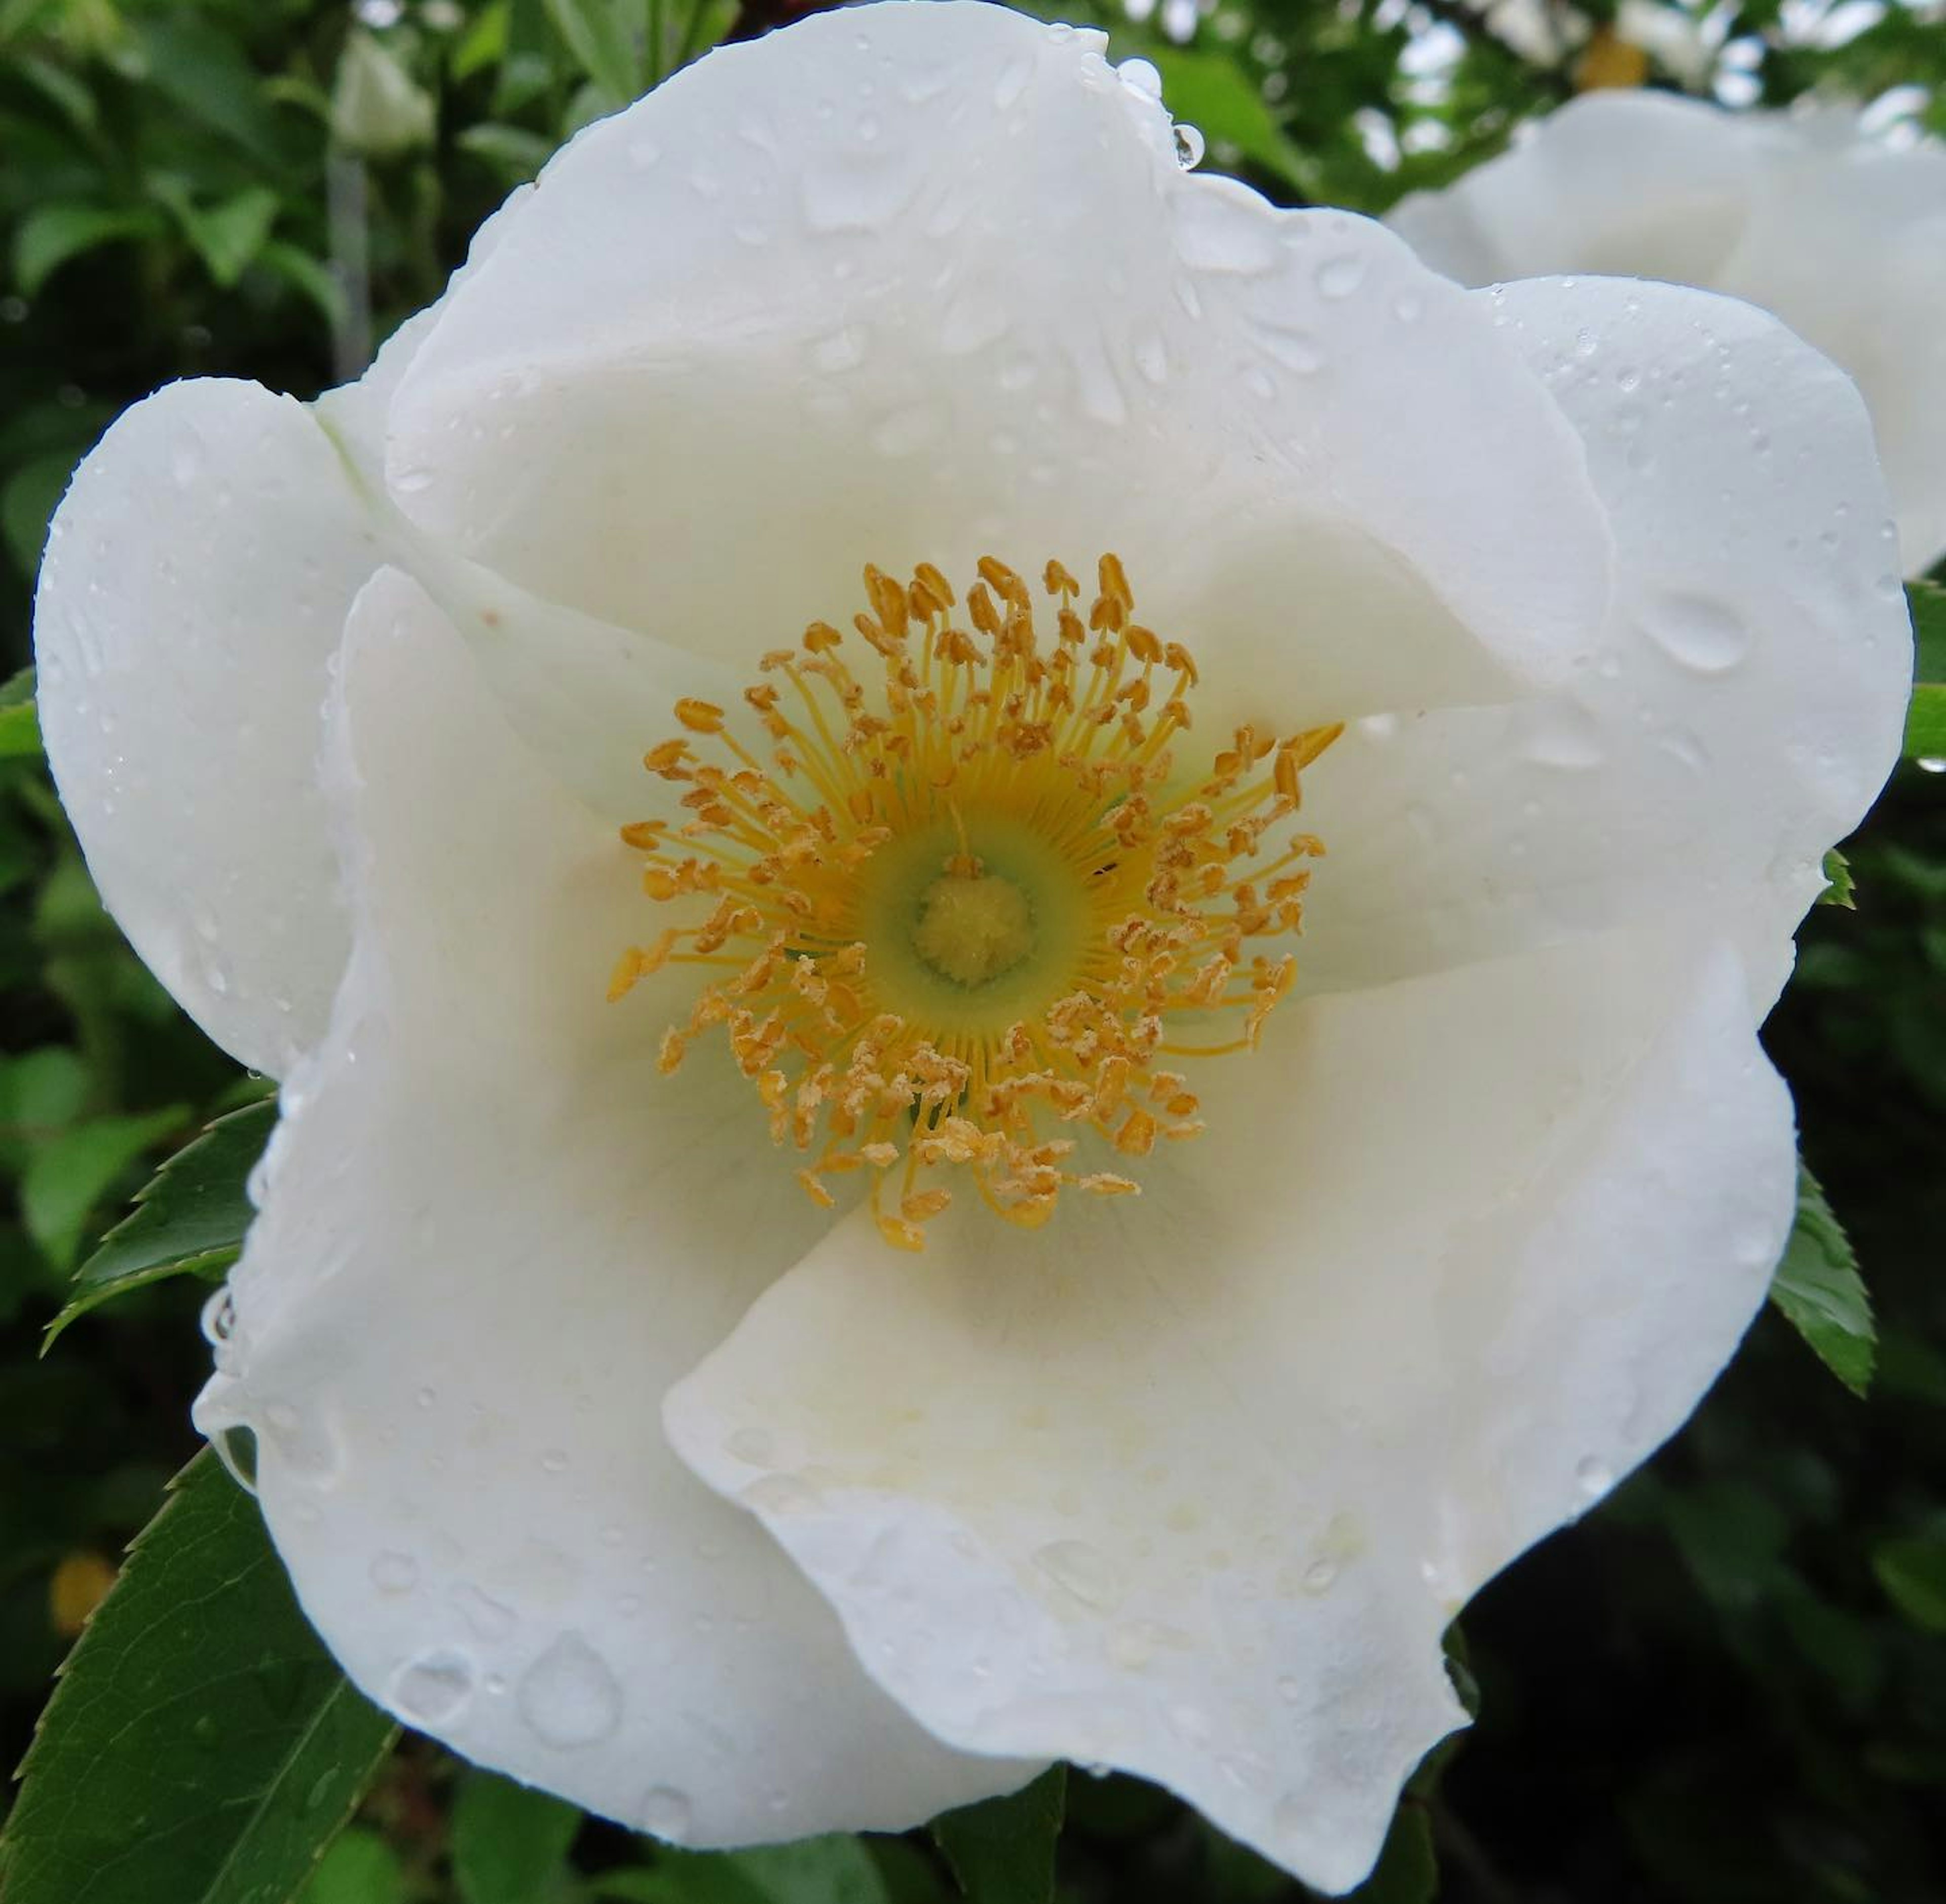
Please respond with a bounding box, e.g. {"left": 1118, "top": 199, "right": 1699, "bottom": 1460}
{"left": 993, "top": 55, "right": 1033, "bottom": 110}
{"left": 726, "top": 1426, "right": 775, "bottom": 1466}
{"left": 1301, "top": 1558, "right": 1338, "bottom": 1595}
{"left": 1173, "top": 123, "right": 1205, "bottom": 168}
{"left": 518, "top": 1633, "right": 622, "bottom": 1748}
{"left": 200, "top": 1288, "right": 237, "bottom": 1345}
{"left": 1315, "top": 254, "right": 1366, "bottom": 300}
{"left": 453, "top": 1582, "right": 517, "bottom": 1640}
{"left": 1638, "top": 592, "right": 1750, "bottom": 675}
{"left": 641, "top": 1786, "right": 694, "bottom": 1842}
{"left": 1574, "top": 1455, "right": 1614, "bottom": 1498}
{"left": 1514, "top": 700, "right": 1606, "bottom": 770}
{"left": 392, "top": 1651, "right": 475, "bottom": 1724}
{"left": 1032, "top": 1539, "right": 1121, "bottom": 1611}
{"left": 370, "top": 1551, "right": 419, "bottom": 1594}
{"left": 1117, "top": 56, "right": 1163, "bottom": 98}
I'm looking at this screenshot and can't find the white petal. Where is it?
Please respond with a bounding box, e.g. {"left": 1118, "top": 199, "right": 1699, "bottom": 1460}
{"left": 1387, "top": 93, "right": 1757, "bottom": 286}
{"left": 1717, "top": 142, "right": 1946, "bottom": 573}
{"left": 32, "top": 379, "right": 380, "bottom": 1075}
{"left": 1388, "top": 94, "right": 1946, "bottom": 572}
{"left": 379, "top": 1, "right": 1610, "bottom": 723}
{"left": 1295, "top": 276, "right": 1910, "bottom": 1015}
{"left": 666, "top": 928, "right": 1793, "bottom": 1892}
{"left": 196, "top": 567, "right": 1036, "bottom": 1841}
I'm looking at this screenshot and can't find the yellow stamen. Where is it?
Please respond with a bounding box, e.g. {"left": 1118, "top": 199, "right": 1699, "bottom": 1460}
{"left": 612, "top": 557, "right": 1339, "bottom": 1249}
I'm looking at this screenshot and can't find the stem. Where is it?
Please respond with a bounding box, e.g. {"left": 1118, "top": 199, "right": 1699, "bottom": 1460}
{"left": 325, "top": 146, "right": 373, "bottom": 382}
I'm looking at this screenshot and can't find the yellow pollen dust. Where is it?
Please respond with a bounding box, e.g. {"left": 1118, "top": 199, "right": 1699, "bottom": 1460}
{"left": 608, "top": 553, "right": 1341, "bottom": 1253}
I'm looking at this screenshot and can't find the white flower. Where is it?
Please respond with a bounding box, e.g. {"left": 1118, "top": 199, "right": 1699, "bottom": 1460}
{"left": 1387, "top": 90, "right": 1946, "bottom": 573}
{"left": 32, "top": 4, "right": 1910, "bottom": 1891}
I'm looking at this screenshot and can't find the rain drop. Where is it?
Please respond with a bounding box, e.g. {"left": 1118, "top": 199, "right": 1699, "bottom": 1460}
{"left": 370, "top": 1551, "right": 419, "bottom": 1594}
{"left": 1574, "top": 1455, "right": 1614, "bottom": 1498}
{"left": 1173, "top": 123, "right": 1205, "bottom": 168}
{"left": 1315, "top": 254, "right": 1366, "bottom": 300}
{"left": 453, "top": 1583, "right": 516, "bottom": 1640}
{"left": 1515, "top": 700, "right": 1606, "bottom": 770}
{"left": 517, "top": 1633, "right": 623, "bottom": 1748}
{"left": 1638, "top": 591, "right": 1751, "bottom": 675}
{"left": 726, "top": 1426, "right": 775, "bottom": 1466}
{"left": 641, "top": 1786, "right": 694, "bottom": 1841}
{"left": 1117, "top": 57, "right": 1163, "bottom": 99}
{"left": 200, "top": 1288, "right": 237, "bottom": 1345}
{"left": 391, "top": 1651, "right": 475, "bottom": 1724}
{"left": 1033, "top": 1539, "right": 1121, "bottom": 1611}
{"left": 993, "top": 55, "right": 1033, "bottom": 110}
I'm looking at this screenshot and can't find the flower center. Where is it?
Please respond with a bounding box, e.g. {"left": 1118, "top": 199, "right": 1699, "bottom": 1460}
{"left": 608, "top": 555, "right": 1340, "bottom": 1252}
{"left": 912, "top": 873, "right": 1034, "bottom": 988}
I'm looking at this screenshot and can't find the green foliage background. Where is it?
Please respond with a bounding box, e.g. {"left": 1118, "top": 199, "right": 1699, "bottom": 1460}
{"left": 1, "top": 1, "right": 1943, "bottom": 1899}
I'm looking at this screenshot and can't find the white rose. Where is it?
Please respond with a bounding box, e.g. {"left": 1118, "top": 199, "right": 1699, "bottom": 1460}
{"left": 31, "top": 5, "right": 1910, "bottom": 1891}
{"left": 1388, "top": 90, "right": 1946, "bottom": 574}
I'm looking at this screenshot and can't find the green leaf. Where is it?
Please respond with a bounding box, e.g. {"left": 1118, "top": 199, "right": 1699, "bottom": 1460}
{"left": 1871, "top": 1532, "right": 1946, "bottom": 1634}
{"left": 452, "top": 1770, "right": 582, "bottom": 1904}
{"left": 611, "top": 1840, "right": 891, "bottom": 1904}
{"left": 0, "top": 663, "right": 40, "bottom": 758}
{"left": 1906, "top": 580, "right": 1946, "bottom": 761}
{"left": 1769, "top": 1163, "right": 1875, "bottom": 1397}
{"left": 21, "top": 1106, "right": 185, "bottom": 1274}
{"left": 1145, "top": 45, "right": 1316, "bottom": 193}
{"left": 47, "top": 1097, "right": 276, "bottom": 1345}
{"left": 155, "top": 182, "right": 282, "bottom": 288}
{"left": 13, "top": 203, "right": 161, "bottom": 297}
{"left": 724, "top": 1838, "right": 892, "bottom": 1904}
{"left": 1816, "top": 845, "right": 1855, "bottom": 909}
{"left": 134, "top": 16, "right": 289, "bottom": 163}
{"left": 542, "top": 0, "right": 645, "bottom": 101}
{"left": 0, "top": 1451, "right": 398, "bottom": 1904}
{"left": 1910, "top": 578, "right": 1946, "bottom": 681}
{"left": 1340, "top": 1802, "right": 1437, "bottom": 1904}
{"left": 932, "top": 1766, "right": 1066, "bottom": 1904}
{"left": 457, "top": 120, "right": 557, "bottom": 183}
{"left": 298, "top": 1830, "right": 408, "bottom": 1904}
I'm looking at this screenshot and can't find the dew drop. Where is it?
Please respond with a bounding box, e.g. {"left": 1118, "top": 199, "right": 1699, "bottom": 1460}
{"left": 1117, "top": 56, "right": 1163, "bottom": 98}
{"left": 993, "top": 55, "right": 1033, "bottom": 109}
{"left": 1574, "top": 1454, "right": 1614, "bottom": 1498}
{"left": 1514, "top": 699, "right": 1605, "bottom": 770}
{"left": 1315, "top": 254, "right": 1366, "bottom": 300}
{"left": 1173, "top": 123, "right": 1205, "bottom": 168}
{"left": 742, "top": 1472, "right": 820, "bottom": 1516}
{"left": 726, "top": 1426, "right": 776, "bottom": 1466}
{"left": 1638, "top": 591, "right": 1751, "bottom": 675}
{"left": 452, "top": 1582, "right": 517, "bottom": 1640}
{"left": 391, "top": 1651, "right": 475, "bottom": 1724}
{"left": 641, "top": 1786, "right": 694, "bottom": 1842}
{"left": 518, "top": 1633, "right": 622, "bottom": 1748}
{"left": 200, "top": 1287, "right": 237, "bottom": 1345}
{"left": 1032, "top": 1539, "right": 1120, "bottom": 1611}
{"left": 370, "top": 1551, "right": 419, "bottom": 1594}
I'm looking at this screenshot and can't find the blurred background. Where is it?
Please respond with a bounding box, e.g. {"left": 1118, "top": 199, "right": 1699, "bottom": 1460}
{"left": 1, "top": 1, "right": 1943, "bottom": 1899}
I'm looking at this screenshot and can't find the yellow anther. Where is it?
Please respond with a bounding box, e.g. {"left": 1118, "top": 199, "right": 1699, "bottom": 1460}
{"left": 611, "top": 555, "right": 1337, "bottom": 1250}
{"left": 675, "top": 699, "right": 726, "bottom": 734}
